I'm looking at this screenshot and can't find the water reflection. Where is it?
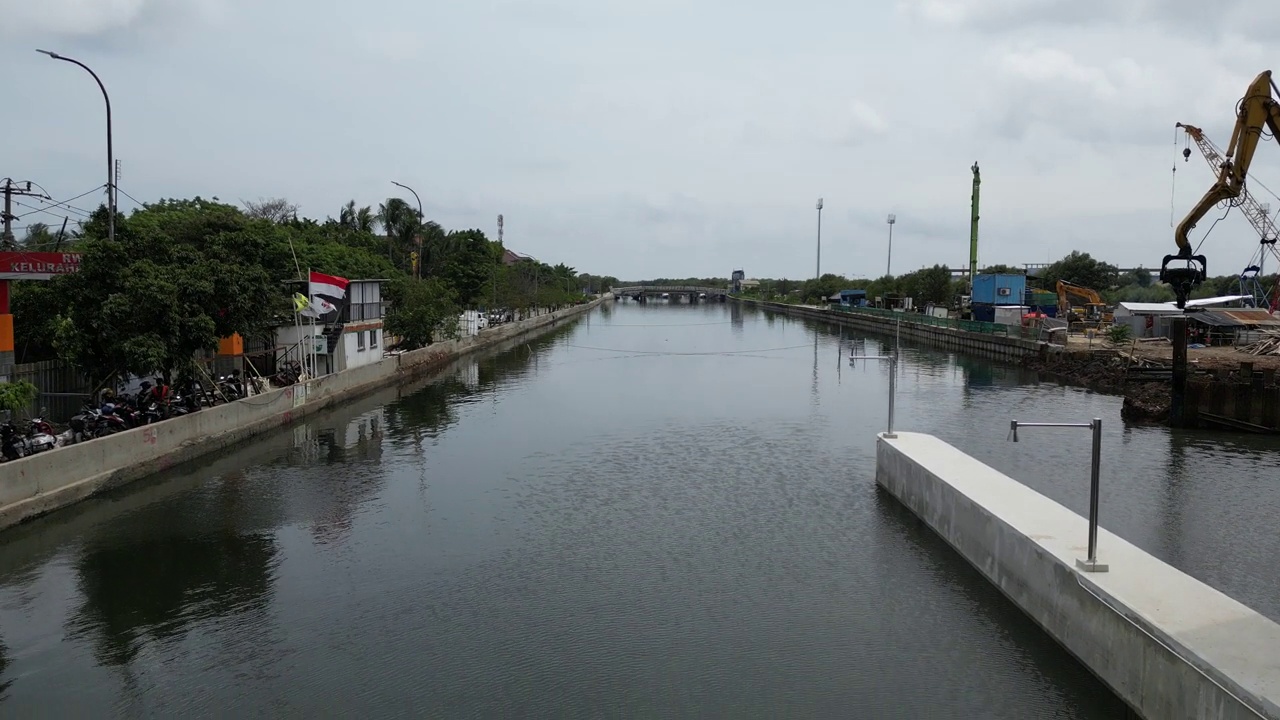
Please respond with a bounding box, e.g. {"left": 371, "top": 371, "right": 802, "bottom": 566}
{"left": 0, "top": 637, "right": 11, "bottom": 701}
{"left": 67, "top": 531, "right": 277, "bottom": 667}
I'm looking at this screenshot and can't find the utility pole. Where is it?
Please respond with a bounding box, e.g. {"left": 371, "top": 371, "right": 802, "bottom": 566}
{"left": 390, "top": 180, "right": 423, "bottom": 278}
{"left": 37, "top": 50, "right": 114, "bottom": 243}
{"left": 969, "top": 162, "right": 981, "bottom": 295}
{"left": 886, "top": 213, "right": 896, "bottom": 277}
{"left": 815, "top": 198, "right": 824, "bottom": 281}
{"left": 2, "top": 179, "right": 51, "bottom": 247}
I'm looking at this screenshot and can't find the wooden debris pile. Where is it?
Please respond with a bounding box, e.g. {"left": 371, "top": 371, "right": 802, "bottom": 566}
{"left": 1240, "top": 331, "right": 1280, "bottom": 356}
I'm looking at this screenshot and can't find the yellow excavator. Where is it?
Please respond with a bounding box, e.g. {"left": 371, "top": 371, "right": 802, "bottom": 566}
{"left": 1056, "top": 280, "right": 1111, "bottom": 327}
{"left": 1163, "top": 70, "right": 1280, "bottom": 308}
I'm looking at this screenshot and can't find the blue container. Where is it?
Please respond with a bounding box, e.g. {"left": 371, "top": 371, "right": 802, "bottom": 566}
{"left": 971, "top": 302, "right": 996, "bottom": 323}
{"left": 972, "top": 274, "right": 1027, "bottom": 305}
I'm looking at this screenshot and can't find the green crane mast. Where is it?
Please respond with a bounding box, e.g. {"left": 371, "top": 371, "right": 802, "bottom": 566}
{"left": 969, "top": 161, "right": 980, "bottom": 295}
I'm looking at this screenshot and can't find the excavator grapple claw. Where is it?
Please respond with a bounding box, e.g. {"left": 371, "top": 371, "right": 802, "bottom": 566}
{"left": 1159, "top": 253, "right": 1207, "bottom": 309}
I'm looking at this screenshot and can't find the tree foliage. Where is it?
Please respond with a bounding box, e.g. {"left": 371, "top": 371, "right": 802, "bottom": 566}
{"left": 50, "top": 199, "right": 290, "bottom": 383}
{"left": 13, "top": 193, "right": 604, "bottom": 370}
{"left": 383, "top": 277, "right": 459, "bottom": 350}
{"left": 0, "top": 380, "right": 38, "bottom": 414}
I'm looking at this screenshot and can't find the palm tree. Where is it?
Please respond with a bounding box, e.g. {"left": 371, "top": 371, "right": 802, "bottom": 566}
{"left": 376, "top": 197, "right": 421, "bottom": 268}
{"left": 339, "top": 200, "right": 376, "bottom": 233}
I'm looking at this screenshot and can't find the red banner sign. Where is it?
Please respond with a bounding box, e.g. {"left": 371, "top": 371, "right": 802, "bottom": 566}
{"left": 0, "top": 251, "right": 82, "bottom": 281}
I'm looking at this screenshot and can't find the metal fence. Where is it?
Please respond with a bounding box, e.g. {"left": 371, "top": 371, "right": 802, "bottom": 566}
{"left": 9, "top": 360, "right": 94, "bottom": 422}
{"left": 829, "top": 305, "right": 1046, "bottom": 342}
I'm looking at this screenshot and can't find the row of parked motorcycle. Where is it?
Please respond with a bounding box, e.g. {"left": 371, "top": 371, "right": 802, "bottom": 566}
{"left": 1, "top": 368, "right": 277, "bottom": 462}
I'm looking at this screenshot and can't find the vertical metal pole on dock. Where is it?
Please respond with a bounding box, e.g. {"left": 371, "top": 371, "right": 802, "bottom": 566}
{"left": 1086, "top": 418, "right": 1102, "bottom": 566}
{"left": 1007, "top": 417, "right": 1108, "bottom": 572}
{"left": 886, "top": 356, "right": 897, "bottom": 438}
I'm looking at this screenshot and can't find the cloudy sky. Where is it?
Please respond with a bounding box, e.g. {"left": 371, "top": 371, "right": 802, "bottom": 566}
{"left": 4, "top": 0, "right": 1280, "bottom": 280}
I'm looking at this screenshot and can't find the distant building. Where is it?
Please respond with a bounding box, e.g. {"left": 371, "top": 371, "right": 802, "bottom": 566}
{"left": 731, "top": 269, "right": 745, "bottom": 293}
{"left": 502, "top": 249, "right": 537, "bottom": 266}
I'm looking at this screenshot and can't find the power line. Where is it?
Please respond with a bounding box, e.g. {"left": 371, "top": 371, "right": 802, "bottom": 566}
{"left": 13, "top": 198, "right": 91, "bottom": 219}
{"left": 2, "top": 179, "right": 52, "bottom": 245}
{"left": 116, "top": 186, "right": 144, "bottom": 207}
{"left": 12, "top": 185, "right": 105, "bottom": 219}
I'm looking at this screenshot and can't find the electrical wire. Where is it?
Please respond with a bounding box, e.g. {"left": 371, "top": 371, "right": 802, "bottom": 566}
{"left": 12, "top": 198, "right": 90, "bottom": 220}
{"left": 116, "top": 186, "right": 144, "bottom": 207}
{"left": 13, "top": 185, "right": 104, "bottom": 219}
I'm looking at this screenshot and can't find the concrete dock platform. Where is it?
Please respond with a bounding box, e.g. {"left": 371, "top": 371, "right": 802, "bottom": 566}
{"left": 876, "top": 432, "right": 1280, "bottom": 720}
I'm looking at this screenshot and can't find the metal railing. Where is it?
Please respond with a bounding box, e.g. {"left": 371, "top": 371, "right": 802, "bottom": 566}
{"left": 1007, "top": 417, "right": 1107, "bottom": 572}
{"left": 849, "top": 340, "right": 901, "bottom": 438}
{"left": 829, "top": 305, "right": 1046, "bottom": 341}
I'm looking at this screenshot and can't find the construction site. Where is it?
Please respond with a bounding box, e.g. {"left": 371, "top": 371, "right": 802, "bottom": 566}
{"left": 937, "top": 69, "right": 1280, "bottom": 433}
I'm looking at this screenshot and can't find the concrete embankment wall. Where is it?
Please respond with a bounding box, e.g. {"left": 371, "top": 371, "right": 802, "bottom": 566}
{"left": 731, "top": 297, "right": 1041, "bottom": 361}
{"left": 0, "top": 298, "right": 604, "bottom": 532}
{"left": 877, "top": 432, "right": 1280, "bottom": 720}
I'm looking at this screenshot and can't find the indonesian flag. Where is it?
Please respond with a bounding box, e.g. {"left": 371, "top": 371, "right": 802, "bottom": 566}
{"left": 301, "top": 270, "right": 348, "bottom": 319}
{"left": 310, "top": 270, "right": 349, "bottom": 301}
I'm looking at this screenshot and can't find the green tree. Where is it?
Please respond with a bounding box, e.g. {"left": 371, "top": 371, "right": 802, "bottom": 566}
{"left": 383, "top": 276, "right": 459, "bottom": 349}
{"left": 913, "top": 264, "right": 953, "bottom": 305}
{"left": 1041, "top": 251, "right": 1119, "bottom": 290}
{"left": 438, "top": 230, "right": 496, "bottom": 305}
{"left": 981, "top": 264, "right": 1024, "bottom": 275}
{"left": 52, "top": 200, "right": 290, "bottom": 384}
{"left": 337, "top": 200, "right": 376, "bottom": 233}
{"left": 0, "top": 380, "right": 38, "bottom": 414}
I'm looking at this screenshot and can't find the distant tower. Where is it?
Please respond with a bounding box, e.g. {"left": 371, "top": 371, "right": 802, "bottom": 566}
{"left": 497, "top": 214, "right": 504, "bottom": 245}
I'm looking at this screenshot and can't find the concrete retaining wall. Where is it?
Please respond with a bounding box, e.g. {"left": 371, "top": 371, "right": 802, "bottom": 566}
{"left": 877, "top": 432, "right": 1280, "bottom": 720}
{"left": 0, "top": 298, "right": 604, "bottom": 532}
{"left": 732, "top": 297, "right": 1041, "bottom": 361}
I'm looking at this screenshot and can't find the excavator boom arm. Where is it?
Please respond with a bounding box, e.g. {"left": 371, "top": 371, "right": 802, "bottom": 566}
{"left": 1163, "top": 71, "right": 1280, "bottom": 308}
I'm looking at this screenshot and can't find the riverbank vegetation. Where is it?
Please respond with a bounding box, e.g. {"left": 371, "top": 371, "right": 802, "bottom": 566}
{"left": 12, "top": 196, "right": 610, "bottom": 382}
{"left": 732, "top": 250, "right": 1278, "bottom": 307}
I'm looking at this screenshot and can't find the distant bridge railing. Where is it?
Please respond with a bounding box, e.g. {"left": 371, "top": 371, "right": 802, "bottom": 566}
{"left": 614, "top": 286, "right": 728, "bottom": 295}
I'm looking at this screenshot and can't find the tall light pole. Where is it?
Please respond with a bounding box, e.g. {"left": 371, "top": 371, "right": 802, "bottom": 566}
{"left": 37, "top": 49, "right": 113, "bottom": 242}
{"left": 815, "top": 198, "right": 824, "bottom": 280}
{"left": 886, "top": 213, "right": 896, "bottom": 277}
{"left": 391, "top": 181, "right": 423, "bottom": 278}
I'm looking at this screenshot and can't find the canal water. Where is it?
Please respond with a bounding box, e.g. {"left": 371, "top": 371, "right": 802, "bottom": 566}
{"left": 1, "top": 301, "right": 1275, "bottom": 717}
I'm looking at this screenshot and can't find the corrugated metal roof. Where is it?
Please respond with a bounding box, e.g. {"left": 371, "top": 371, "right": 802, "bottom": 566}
{"left": 1117, "top": 302, "right": 1181, "bottom": 315}
{"left": 1186, "top": 309, "right": 1280, "bottom": 327}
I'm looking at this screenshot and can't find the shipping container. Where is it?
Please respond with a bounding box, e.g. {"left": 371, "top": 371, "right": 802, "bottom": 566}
{"left": 972, "top": 273, "right": 1027, "bottom": 305}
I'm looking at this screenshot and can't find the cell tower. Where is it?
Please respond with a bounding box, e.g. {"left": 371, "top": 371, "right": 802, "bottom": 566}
{"left": 497, "top": 214, "right": 504, "bottom": 245}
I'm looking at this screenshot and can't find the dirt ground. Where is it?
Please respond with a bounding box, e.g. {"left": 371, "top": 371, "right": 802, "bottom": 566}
{"left": 1063, "top": 335, "right": 1280, "bottom": 372}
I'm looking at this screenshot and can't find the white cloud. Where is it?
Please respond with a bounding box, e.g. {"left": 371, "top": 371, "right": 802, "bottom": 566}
{"left": 0, "top": 0, "right": 224, "bottom": 37}
{"left": 6, "top": 0, "right": 1280, "bottom": 279}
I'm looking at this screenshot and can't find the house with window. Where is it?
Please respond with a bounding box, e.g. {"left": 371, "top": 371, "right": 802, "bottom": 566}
{"left": 271, "top": 278, "right": 388, "bottom": 378}
{"left": 333, "top": 279, "right": 387, "bottom": 372}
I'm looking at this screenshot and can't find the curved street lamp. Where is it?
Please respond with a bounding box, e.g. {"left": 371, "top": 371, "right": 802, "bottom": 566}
{"left": 391, "top": 181, "right": 424, "bottom": 278}
{"left": 37, "top": 49, "right": 114, "bottom": 243}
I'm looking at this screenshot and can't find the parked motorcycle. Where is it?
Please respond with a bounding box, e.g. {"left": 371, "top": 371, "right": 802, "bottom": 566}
{"left": 25, "top": 414, "right": 58, "bottom": 454}
{"left": 1, "top": 420, "right": 28, "bottom": 460}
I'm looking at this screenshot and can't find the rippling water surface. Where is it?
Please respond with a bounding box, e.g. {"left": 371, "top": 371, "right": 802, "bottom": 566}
{"left": 3, "top": 300, "right": 1275, "bottom": 717}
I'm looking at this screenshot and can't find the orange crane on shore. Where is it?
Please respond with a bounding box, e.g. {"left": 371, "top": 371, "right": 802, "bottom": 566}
{"left": 1162, "top": 70, "right": 1280, "bottom": 308}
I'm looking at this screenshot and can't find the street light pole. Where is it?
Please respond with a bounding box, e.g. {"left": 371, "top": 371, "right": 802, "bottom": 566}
{"left": 886, "top": 213, "right": 896, "bottom": 277}
{"left": 37, "top": 49, "right": 113, "bottom": 243}
{"left": 815, "top": 198, "right": 824, "bottom": 281}
{"left": 391, "top": 181, "right": 423, "bottom": 279}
